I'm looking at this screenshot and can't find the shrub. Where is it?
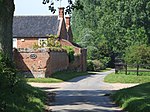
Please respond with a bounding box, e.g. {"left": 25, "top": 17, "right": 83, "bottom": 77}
{"left": 47, "top": 35, "right": 60, "bottom": 47}
{"left": 0, "top": 52, "right": 18, "bottom": 90}
{"left": 0, "top": 52, "right": 45, "bottom": 112}
{"left": 32, "top": 35, "right": 61, "bottom": 49}
{"left": 87, "top": 60, "right": 94, "bottom": 71}
{"left": 87, "top": 60, "right": 106, "bottom": 71}
{"left": 0, "top": 52, "right": 18, "bottom": 111}
{"left": 93, "top": 60, "right": 105, "bottom": 71}
{"left": 32, "top": 43, "right": 40, "bottom": 50}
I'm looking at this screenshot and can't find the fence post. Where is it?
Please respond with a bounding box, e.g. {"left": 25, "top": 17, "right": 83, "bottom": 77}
{"left": 137, "top": 64, "right": 139, "bottom": 76}
{"left": 115, "top": 65, "right": 118, "bottom": 74}
{"left": 125, "top": 63, "right": 127, "bottom": 75}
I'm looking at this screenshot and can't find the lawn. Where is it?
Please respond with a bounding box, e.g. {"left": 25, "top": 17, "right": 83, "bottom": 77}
{"left": 112, "top": 82, "right": 150, "bottom": 112}
{"left": 104, "top": 72, "right": 150, "bottom": 83}
{"left": 126, "top": 71, "right": 150, "bottom": 76}
{"left": 0, "top": 79, "right": 46, "bottom": 112}
{"left": 27, "top": 71, "right": 90, "bottom": 83}
{"left": 27, "top": 77, "right": 63, "bottom": 83}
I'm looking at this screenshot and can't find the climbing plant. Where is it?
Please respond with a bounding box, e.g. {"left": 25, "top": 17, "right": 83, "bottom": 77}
{"left": 62, "top": 46, "right": 75, "bottom": 62}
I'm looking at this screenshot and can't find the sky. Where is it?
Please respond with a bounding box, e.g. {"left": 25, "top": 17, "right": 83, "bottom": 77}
{"left": 14, "top": 0, "right": 74, "bottom": 16}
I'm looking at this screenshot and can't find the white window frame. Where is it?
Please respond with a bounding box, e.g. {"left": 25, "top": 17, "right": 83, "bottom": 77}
{"left": 13, "top": 38, "right": 17, "bottom": 48}
{"left": 38, "top": 38, "right": 47, "bottom": 47}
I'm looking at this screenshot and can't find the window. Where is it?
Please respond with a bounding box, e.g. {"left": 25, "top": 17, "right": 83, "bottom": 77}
{"left": 38, "top": 38, "right": 47, "bottom": 47}
{"left": 13, "top": 38, "right": 17, "bottom": 48}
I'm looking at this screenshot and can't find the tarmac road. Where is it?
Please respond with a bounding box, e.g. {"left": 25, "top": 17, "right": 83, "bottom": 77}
{"left": 49, "top": 70, "right": 123, "bottom": 112}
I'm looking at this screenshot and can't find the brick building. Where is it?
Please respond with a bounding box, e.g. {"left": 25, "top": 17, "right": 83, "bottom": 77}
{"left": 13, "top": 7, "right": 87, "bottom": 78}
{"left": 13, "top": 7, "right": 70, "bottom": 48}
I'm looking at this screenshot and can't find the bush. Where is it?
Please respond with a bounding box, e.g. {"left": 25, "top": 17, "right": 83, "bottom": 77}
{"left": 87, "top": 60, "right": 106, "bottom": 71}
{"left": 93, "top": 60, "right": 106, "bottom": 71}
{"left": 32, "top": 43, "right": 40, "bottom": 50}
{"left": 0, "top": 52, "right": 17, "bottom": 92}
{"left": 0, "top": 52, "right": 45, "bottom": 112}
{"left": 87, "top": 60, "right": 94, "bottom": 71}
{"left": 47, "top": 35, "right": 61, "bottom": 47}
{"left": 32, "top": 34, "right": 61, "bottom": 49}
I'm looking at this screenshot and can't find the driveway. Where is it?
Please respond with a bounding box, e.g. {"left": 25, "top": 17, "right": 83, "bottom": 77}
{"left": 30, "top": 70, "right": 138, "bottom": 112}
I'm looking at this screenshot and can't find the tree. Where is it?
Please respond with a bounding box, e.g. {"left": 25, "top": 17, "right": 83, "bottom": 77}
{"left": 0, "top": 0, "right": 15, "bottom": 59}
{"left": 42, "top": 0, "right": 83, "bottom": 14}
{"left": 72, "top": 0, "right": 150, "bottom": 67}
{"left": 124, "top": 45, "right": 150, "bottom": 65}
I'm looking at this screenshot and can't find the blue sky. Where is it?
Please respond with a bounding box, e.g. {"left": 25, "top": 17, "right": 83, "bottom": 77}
{"left": 14, "top": 0, "right": 74, "bottom": 15}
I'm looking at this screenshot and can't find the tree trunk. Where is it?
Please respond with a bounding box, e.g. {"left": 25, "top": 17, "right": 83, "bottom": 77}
{"left": 0, "top": 0, "right": 15, "bottom": 59}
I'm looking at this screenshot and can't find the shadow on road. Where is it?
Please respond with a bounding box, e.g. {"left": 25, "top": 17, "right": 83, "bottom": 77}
{"left": 38, "top": 87, "right": 60, "bottom": 90}
{"left": 57, "top": 109, "right": 122, "bottom": 112}
{"left": 47, "top": 90, "right": 123, "bottom": 112}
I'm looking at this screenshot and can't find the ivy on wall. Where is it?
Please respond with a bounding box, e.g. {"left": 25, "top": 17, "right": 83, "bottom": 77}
{"left": 62, "top": 46, "right": 75, "bottom": 63}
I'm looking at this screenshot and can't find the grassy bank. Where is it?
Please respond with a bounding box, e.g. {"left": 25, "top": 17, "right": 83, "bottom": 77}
{"left": 0, "top": 80, "right": 46, "bottom": 112}
{"left": 112, "top": 82, "right": 150, "bottom": 112}
{"left": 27, "top": 77, "right": 63, "bottom": 83}
{"left": 27, "top": 71, "right": 89, "bottom": 83}
{"left": 104, "top": 73, "right": 150, "bottom": 83}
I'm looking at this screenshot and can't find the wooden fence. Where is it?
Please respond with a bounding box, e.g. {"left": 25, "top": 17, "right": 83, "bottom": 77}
{"left": 115, "top": 63, "right": 150, "bottom": 76}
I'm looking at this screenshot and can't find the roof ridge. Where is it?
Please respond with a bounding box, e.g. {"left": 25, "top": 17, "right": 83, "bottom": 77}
{"left": 14, "top": 15, "right": 58, "bottom": 17}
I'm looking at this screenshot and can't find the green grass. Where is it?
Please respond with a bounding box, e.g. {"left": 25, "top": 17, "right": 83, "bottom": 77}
{"left": 127, "top": 72, "right": 150, "bottom": 76}
{"left": 0, "top": 80, "right": 46, "bottom": 112}
{"left": 112, "top": 82, "right": 150, "bottom": 112}
{"left": 127, "top": 67, "right": 149, "bottom": 70}
{"left": 27, "top": 71, "right": 90, "bottom": 83}
{"left": 104, "top": 72, "right": 150, "bottom": 83}
{"left": 27, "top": 77, "right": 63, "bottom": 83}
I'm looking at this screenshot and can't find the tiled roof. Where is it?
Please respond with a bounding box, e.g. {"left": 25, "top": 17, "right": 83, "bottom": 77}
{"left": 13, "top": 16, "right": 60, "bottom": 37}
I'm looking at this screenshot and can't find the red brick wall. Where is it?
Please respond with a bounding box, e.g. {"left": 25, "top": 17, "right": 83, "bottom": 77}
{"left": 68, "top": 55, "right": 82, "bottom": 71}
{"left": 17, "top": 38, "right": 38, "bottom": 48}
{"left": 68, "top": 50, "right": 87, "bottom": 72}
{"left": 13, "top": 50, "right": 69, "bottom": 78}
{"left": 45, "top": 51, "right": 69, "bottom": 77}
{"left": 60, "top": 39, "right": 87, "bottom": 72}
{"left": 60, "top": 39, "right": 81, "bottom": 54}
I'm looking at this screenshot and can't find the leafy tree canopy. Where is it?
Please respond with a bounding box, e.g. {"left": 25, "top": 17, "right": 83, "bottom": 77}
{"left": 72, "top": 0, "right": 150, "bottom": 67}
{"left": 42, "top": 0, "right": 83, "bottom": 14}
{"left": 124, "top": 45, "right": 150, "bottom": 65}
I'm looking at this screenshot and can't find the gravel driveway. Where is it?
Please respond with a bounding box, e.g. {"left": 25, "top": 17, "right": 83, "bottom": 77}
{"left": 29, "top": 70, "right": 138, "bottom": 112}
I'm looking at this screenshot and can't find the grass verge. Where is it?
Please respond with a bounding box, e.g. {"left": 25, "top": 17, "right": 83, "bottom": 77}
{"left": 0, "top": 80, "right": 46, "bottom": 112}
{"left": 27, "top": 77, "right": 63, "bottom": 83}
{"left": 104, "top": 73, "right": 150, "bottom": 83}
{"left": 112, "top": 82, "right": 150, "bottom": 112}
{"left": 27, "top": 71, "right": 90, "bottom": 83}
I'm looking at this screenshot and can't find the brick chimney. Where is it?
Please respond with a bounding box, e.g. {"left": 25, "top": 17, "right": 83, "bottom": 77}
{"left": 58, "top": 7, "right": 65, "bottom": 19}
{"left": 65, "top": 16, "right": 71, "bottom": 29}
